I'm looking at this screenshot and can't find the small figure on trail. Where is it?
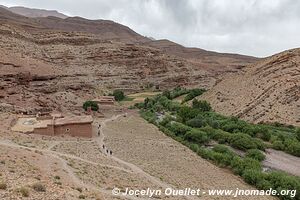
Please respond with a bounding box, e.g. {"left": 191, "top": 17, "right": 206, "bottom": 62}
{"left": 110, "top": 150, "right": 112, "bottom": 155}
{"left": 98, "top": 130, "right": 100, "bottom": 136}
{"left": 102, "top": 144, "right": 105, "bottom": 149}
{"left": 106, "top": 149, "right": 109, "bottom": 154}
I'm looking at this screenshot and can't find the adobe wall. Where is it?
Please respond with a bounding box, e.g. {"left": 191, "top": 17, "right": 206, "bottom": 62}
{"left": 33, "top": 125, "right": 54, "bottom": 136}
{"left": 54, "top": 123, "right": 93, "bottom": 138}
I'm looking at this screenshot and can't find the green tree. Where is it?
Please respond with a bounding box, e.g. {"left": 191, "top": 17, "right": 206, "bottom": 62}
{"left": 113, "top": 90, "right": 125, "bottom": 101}
{"left": 83, "top": 101, "right": 99, "bottom": 111}
{"left": 192, "top": 99, "right": 212, "bottom": 112}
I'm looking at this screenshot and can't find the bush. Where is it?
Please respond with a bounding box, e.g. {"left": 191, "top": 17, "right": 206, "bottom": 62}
{"left": 184, "top": 129, "right": 209, "bottom": 144}
{"left": 17, "top": 187, "right": 29, "bottom": 197}
{"left": 266, "top": 171, "right": 300, "bottom": 200}
{"left": 211, "top": 129, "right": 232, "bottom": 144}
{"left": 113, "top": 90, "right": 125, "bottom": 101}
{"left": 272, "top": 140, "right": 285, "bottom": 150}
{"left": 245, "top": 149, "right": 266, "bottom": 161}
{"left": 177, "top": 106, "right": 199, "bottom": 123}
{"left": 83, "top": 101, "right": 99, "bottom": 111}
{"left": 0, "top": 182, "right": 7, "bottom": 190}
{"left": 284, "top": 139, "right": 300, "bottom": 157}
{"left": 229, "top": 133, "right": 264, "bottom": 151}
{"left": 213, "top": 144, "right": 232, "bottom": 154}
{"left": 166, "top": 122, "right": 191, "bottom": 136}
{"left": 32, "top": 183, "right": 46, "bottom": 192}
{"left": 242, "top": 169, "right": 264, "bottom": 185}
{"left": 192, "top": 99, "right": 212, "bottom": 112}
{"left": 183, "top": 88, "right": 206, "bottom": 102}
{"left": 186, "top": 118, "right": 206, "bottom": 128}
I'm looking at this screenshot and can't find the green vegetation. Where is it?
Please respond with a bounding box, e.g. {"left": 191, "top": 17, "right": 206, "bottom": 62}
{"left": 136, "top": 87, "right": 300, "bottom": 200}
{"left": 112, "top": 90, "right": 125, "bottom": 101}
{"left": 183, "top": 88, "right": 206, "bottom": 102}
{"left": 83, "top": 101, "right": 99, "bottom": 111}
{"left": 245, "top": 149, "right": 266, "bottom": 161}
{"left": 192, "top": 99, "right": 212, "bottom": 111}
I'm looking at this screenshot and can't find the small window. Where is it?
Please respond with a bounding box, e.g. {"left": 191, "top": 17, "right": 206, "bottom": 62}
{"left": 66, "top": 128, "right": 70, "bottom": 132}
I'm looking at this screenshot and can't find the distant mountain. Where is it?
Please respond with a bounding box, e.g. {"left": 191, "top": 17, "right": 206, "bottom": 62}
{"left": 1, "top": 5, "right": 68, "bottom": 19}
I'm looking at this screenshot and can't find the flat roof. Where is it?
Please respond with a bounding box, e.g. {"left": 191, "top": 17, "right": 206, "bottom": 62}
{"left": 54, "top": 115, "right": 93, "bottom": 125}
{"left": 12, "top": 115, "right": 93, "bottom": 133}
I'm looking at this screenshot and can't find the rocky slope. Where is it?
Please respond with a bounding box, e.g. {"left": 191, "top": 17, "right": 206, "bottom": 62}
{"left": 201, "top": 49, "right": 300, "bottom": 126}
{"left": 0, "top": 7, "right": 257, "bottom": 114}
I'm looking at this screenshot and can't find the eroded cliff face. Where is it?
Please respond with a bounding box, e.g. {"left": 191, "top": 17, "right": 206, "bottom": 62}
{"left": 0, "top": 8, "right": 257, "bottom": 113}
{"left": 201, "top": 49, "right": 300, "bottom": 126}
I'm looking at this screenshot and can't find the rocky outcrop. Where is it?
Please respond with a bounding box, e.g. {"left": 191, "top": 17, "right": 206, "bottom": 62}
{"left": 201, "top": 49, "right": 300, "bottom": 126}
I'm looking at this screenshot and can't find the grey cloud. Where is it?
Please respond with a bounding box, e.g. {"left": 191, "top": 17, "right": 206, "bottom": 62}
{"left": 1, "top": 0, "right": 300, "bottom": 57}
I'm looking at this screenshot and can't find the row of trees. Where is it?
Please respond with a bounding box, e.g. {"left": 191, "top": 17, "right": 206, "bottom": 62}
{"left": 138, "top": 87, "right": 300, "bottom": 200}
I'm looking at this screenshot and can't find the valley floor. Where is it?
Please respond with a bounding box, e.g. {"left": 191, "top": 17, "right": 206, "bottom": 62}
{"left": 0, "top": 111, "right": 276, "bottom": 200}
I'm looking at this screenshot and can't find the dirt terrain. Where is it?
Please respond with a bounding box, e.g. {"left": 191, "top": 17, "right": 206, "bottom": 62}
{"left": 0, "top": 109, "right": 276, "bottom": 200}
{"left": 0, "top": 7, "right": 258, "bottom": 114}
{"left": 201, "top": 49, "right": 300, "bottom": 126}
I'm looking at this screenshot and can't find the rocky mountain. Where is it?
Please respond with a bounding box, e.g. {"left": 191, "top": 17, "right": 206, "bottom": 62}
{"left": 0, "top": 7, "right": 258, "bottom": 114}
{"left": 201, "top": 48, "right": 300, "bottom": 126}
{"left": 3, "top": 5, "right": 68, "bottom": 18}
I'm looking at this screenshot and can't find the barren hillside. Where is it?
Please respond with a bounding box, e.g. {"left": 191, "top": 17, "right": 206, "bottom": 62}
{"left": 201, "top": 48, "right": 300, "bottom": 126}
{"left": 0, "top": 7, "right": 257, "bottom": 114}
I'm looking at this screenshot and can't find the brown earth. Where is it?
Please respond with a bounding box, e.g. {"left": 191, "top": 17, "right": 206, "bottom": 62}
{"left": 0, "top": 7, "right": 258, "bottom": 114}
{"left": 201, "top": 48, "right": 300, "bottom": 126}
{"left": 0, "top": 110, "right": 276, "bottom": 200}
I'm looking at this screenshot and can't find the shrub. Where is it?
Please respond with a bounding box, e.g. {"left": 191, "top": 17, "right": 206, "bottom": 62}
{"left": 183, "top": 88, "right": 206, "bottom": 102}
{"left": 166, "top": 122, "right": 191, "bottom": 136}
{"left": 213, "top": 144, "right": 232, "bottom": 154}
{"left": 245, "top": 149, "right": 266, "bottom": 161}
{"left": 284, "top": 139, "right": 300, "bottom": 157}
{"left": 32, "top": 183, "right": 46, "bottom": 192}
{"left": 192, "top": 99, "right": 212, "bottom": 112}
{"left": 211, "top": 129, "right": 232, "bottom": 144}
{"left": 0, "top": 182, "right": 7, "bottom": 190}
{"left": 186, "top": 118, "right": 206, "bottom": 128}
{"left": 242, "top": 169, "right": 264, "bottom": 185}
{"left": 184, "top": 129, "right": 209, "bottom": 144}
{"left": 266, "top": 171, "right": 300, "bottom": 200}
{"left": 113, "top": 90, "right": 125, "bottom": 101}
{"left": 17, "top": 187, "right": 29, "bottom": 197}
{"left": 83, "top": 101, "right": 99, "bottom": 111}
{"left": 272, "top": 140, "right": 285, "bottom": 150}
{"left": 177, "top": 106, "right": 199, "bottom": 123}
{"left": 229, "top": 133, "right": 264, "bottom": 151}
{"left": 140, "top": 111, "right": 156, "bottom": 124}
{"left": 162, "top": 90, "right": 171, "bottom": 99}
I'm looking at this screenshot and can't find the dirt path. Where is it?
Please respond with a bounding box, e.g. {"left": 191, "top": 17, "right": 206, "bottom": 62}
{"left": 95, "top": 114, "right": 199, "bottom": 200}
{"left": 103, "top": 113, "right": 275, "bottom": 200}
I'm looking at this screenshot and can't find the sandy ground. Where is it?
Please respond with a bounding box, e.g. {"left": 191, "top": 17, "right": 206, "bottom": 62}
{"left": 103, "top": 112, "right": 275, "bottom": 200}
{"left": 0, "top": 111, "right": 278, "bottom": 200}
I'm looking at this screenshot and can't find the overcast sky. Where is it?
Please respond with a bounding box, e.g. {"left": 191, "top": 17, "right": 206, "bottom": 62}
{"left": 1, "top": 0, "right": 300, "bottom": 57}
